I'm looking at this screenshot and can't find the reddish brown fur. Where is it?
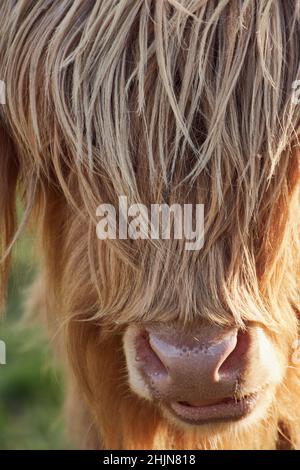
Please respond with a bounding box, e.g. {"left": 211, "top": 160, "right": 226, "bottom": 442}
{"left": 1, "top": 1, "right": 300, "bottom": 449}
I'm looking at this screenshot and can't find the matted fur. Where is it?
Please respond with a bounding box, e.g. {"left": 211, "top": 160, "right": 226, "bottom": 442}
{"left": 0, "top": 0, "right": 300, "bottom": 449}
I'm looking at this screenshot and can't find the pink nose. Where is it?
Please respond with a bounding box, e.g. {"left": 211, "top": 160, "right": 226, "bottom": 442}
{"left": 135, "top": 323, "right": 249, "bottom": 404}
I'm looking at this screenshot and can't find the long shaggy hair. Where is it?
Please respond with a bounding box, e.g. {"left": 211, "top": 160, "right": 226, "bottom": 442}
{"left": 0, "top": 0, "right": 300, "bottom": 449}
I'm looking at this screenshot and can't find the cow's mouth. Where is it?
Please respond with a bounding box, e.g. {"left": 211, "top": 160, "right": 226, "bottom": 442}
{"left": 124, "top": 323, "right": 283, "bottom": 432}
{"left": 165, "top": 393, "right": 260, "bottom": 425}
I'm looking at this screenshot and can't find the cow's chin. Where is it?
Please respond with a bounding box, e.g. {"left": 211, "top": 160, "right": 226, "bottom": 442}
{"left": 123, "top": 323, "right": 287, "bottom": 440}
{"left": 158, "top": 386, "right": 276, "bottom": 435}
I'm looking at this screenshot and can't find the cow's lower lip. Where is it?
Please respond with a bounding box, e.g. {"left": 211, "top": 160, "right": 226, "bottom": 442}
{"left": 166, "top": 393, "right": 259, "bottom": 424}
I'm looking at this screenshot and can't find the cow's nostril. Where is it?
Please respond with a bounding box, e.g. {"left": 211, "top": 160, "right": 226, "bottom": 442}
{"left": 217, "top": 329, "right": 250, "bottom": 378}
{"left": 135, "top": 328, "right": 168, "bottom": 379}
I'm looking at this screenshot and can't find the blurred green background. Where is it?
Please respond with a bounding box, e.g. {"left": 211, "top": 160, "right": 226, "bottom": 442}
{"left": 0, "top": 234, "right": 68, "bottom": 449}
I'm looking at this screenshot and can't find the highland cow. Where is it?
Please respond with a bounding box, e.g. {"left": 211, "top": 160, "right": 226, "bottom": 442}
{"left": 0, "top": 0, "right": 300, "bottom": 450}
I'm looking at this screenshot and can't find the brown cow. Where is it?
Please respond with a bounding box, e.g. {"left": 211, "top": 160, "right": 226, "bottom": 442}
{"left": 0, "top": 0, "right": 299, "bottom": 449}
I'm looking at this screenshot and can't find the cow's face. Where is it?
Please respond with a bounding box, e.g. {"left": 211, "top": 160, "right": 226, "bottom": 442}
{"left": 123, "top": 321, "right": 288, "bottom": 433}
